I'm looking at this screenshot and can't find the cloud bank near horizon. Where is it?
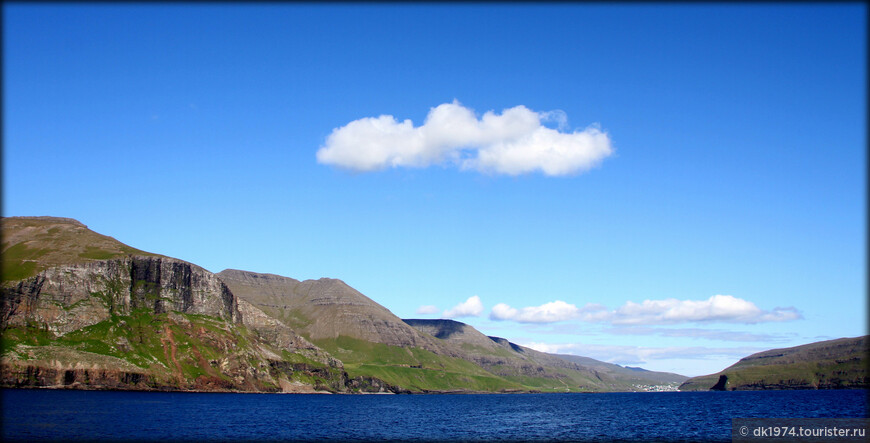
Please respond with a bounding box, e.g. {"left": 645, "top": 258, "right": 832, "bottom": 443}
{"left": 521, "top": 341, "right": 765, "bottom": 369}
{"left": 490, "top": 295, "right": 802, "bottom": 325}
{"left": 316, "top": 101, "right": 613, "bottom": 176}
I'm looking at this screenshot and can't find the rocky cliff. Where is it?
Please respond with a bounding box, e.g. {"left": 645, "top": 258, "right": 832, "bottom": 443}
{"left": 0, "top": 217, "right": 392, "bottom": 393}
{"left": 3, "top": 216, "right": 697, "bottom": 393}
{"left": 2, "top": 256, "right": 240, "bottom": 334}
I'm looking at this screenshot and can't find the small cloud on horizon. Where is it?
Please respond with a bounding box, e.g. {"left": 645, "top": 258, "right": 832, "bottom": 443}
{"left": 490, "top": 300, "right": 604, "bottom": 323}
{"left": 443, "top": 295, "right": 484, "bottom": 318}
{"left": 316, "top": 100, "right": 613, "bottom": 176}
{"left": 489, "top": 295, "right": 802, "bottom": 325}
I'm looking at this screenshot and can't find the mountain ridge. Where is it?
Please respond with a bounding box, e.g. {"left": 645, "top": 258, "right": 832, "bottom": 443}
{"left": 679, "top": 336, "right": 868, "bottom": 390}
{"left": 3, "top": 216, "right": 863, "bottom": 393}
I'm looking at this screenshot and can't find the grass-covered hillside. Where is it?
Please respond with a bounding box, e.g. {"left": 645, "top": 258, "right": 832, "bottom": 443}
{"left": 219, "top": 269, "right": 688, "bottom": 392}
{"left": 2, "top": 216, "right": 160, "bottom": 282}
{"left": 1, "top": 307, "right": 350, "bottom": 392}
{"left": 679, "top": 336, "right": 869, "bottom": 391}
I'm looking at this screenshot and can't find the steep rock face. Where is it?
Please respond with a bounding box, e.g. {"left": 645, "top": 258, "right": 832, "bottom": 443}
{"left": 2, "top": 365, "right": 153, "bottom": 390}
{"left": 2, "top": 256, "right": 241, "bottom": 334}
{"left": 0, "top": 218, "right": 402, "bottom": 393}
{"left": 1, "top": 344, "right": 153, "bottom": 390}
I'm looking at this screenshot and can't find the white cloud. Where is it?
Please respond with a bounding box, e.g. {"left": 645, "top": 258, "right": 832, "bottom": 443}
{"left": 415, "top": 305, "right": 439, "bottom": 315}
{"left": 488, "top": 295, "right": 801, "bottom": 325}
{"left": 607, "top": 295, "right": 802, "bottom": 325}
{"left": 316, "top": 100, "right": 613, "bottom": 176}
{"left": 443, "top": 295, "right": 484, "bottom": 318}
{"left": 490, "top": 300, "right": 600, "bottom": 323}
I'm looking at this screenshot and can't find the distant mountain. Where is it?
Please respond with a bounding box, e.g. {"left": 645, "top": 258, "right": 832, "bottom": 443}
{"left": 553, "top": 354, "right": 688, "bottom": 385}
{"left": 1, "top": 215, "right": 686, "bottom": 393}
{"left": 402, "top": 319, "right": 688, "bottom": 390}
{"left": 679, "top": 336, "right": 869, "bottom": 390}
{"left": 219, "top": 270, "right": 688, "bottom": 392}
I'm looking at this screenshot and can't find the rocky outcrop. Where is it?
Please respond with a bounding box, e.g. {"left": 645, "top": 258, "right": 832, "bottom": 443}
{"left": 1, "top": 364, "right": 153, "bottom": 390}
{"left": 2, "top": 256, "right": 241, "bottom": 334}
{"left": 710, "top": 374, "right": 728, "bottom": 391}
{"left": 0, "top": 218, "right": 404, "bottom": 393}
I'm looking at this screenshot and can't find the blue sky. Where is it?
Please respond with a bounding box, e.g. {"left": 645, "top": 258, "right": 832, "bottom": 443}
{"left": 3, "top": 3, "right": 865, "bottom": 376}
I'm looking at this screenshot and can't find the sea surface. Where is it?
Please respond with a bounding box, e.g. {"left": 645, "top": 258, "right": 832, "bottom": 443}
{"left": 2, "top": 389, "right": 867, "bottom": 441}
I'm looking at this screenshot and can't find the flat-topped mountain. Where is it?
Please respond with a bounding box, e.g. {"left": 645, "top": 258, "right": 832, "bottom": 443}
{"left": 679, "top": 336, "right": 869, "bottom": 390}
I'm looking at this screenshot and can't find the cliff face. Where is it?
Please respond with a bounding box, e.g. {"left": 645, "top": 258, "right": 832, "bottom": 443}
{"left": 2, "top": 256, "right": 240, "bottom": 334}
{"left": 0, "top": 217, "right": 394, "bottom": 394}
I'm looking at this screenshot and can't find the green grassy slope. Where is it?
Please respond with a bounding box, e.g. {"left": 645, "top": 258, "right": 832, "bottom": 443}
{"left": 405, "top": 319, "right": 686, "bottom": 392}
{"left": 2, "top": 216, "right": 160, "bottom": 282}
{"left": 313, "top": 335, "right": 526, "bottom": 392}
{"left": 679, "top": 336, "right": 869, "bottom": 390}
{"left": 1, "top": 308, "right": 348, "bottom": 391}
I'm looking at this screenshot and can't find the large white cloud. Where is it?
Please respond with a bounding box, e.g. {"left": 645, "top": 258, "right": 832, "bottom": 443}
{"left": 489, "top": 295, "right": 801, "bottom": 325}
{"left": 316, "top": 100, "right": 613, "bottom": 176}
{"left": 490, "top": 300, "right": 601, "bottom": 323}
{"left": 443, "top": 295, "right": 484, "bottom": 318}
{"left": 607, "top": 295, "right": 801, "bottom": 325}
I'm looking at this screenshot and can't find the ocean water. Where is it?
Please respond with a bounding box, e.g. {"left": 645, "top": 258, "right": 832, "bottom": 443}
{"left": 1, "top": 389, "right": 867, "bottom": 441}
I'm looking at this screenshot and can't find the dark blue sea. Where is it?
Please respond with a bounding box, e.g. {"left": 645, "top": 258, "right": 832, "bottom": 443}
{"left": 2, "top": 389, "right": 867, "bottom": 442}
